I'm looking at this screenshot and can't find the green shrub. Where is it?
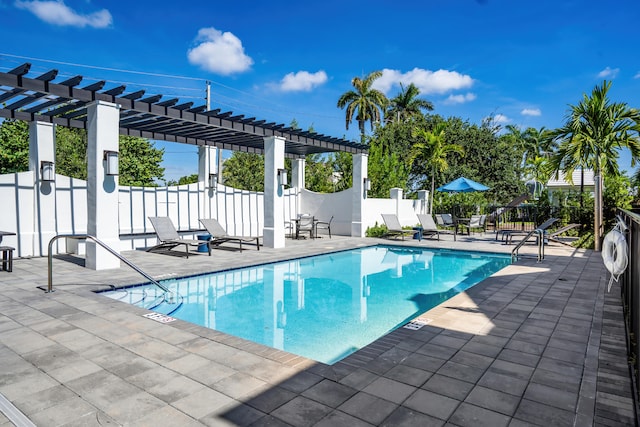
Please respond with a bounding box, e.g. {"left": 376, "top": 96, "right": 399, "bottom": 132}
{"left": 366, "top": 222, "right": 388, "bottom": 237}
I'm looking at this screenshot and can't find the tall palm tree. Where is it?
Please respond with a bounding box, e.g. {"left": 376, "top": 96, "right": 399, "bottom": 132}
{"left": 386, "top": 83, "right": 434, "bottom": 123}
{"left": 337, "top": 71, "right": 388, "bottom": 143}
{"left": 548, "top": 80, "right": 640, "bottom": 250}
{"left": 410, "top": 122, "right": 465, "bottom": 214}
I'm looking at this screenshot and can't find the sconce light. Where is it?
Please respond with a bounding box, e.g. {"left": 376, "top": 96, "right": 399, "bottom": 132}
{"left": 364, "top": 177, "right": 371, "bottom": 191}
{"left": 208, "top": 173, "right": 217, "bottom": 188}
{"left": 104, "top": 151, "right": 119, "bottom": 176}
{"left": 277, "top": 169, "right": 288, "bottom": 188}
{"left": 40, "top": 160, "right": 55, "bottom": 182}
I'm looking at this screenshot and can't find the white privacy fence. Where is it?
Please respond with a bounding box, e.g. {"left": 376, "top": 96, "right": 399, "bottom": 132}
{"left": 0, "top": 172, "right": 426, "bottom": 257}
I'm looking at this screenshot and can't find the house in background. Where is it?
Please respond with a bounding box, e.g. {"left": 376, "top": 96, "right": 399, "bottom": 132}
{"left": 545, "top": 169, "right": 595, "bottom": 205}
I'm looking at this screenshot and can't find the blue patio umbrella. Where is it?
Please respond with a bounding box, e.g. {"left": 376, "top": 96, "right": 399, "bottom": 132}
{"left": 437, "top": 177, "right": 489, "bottom": 193}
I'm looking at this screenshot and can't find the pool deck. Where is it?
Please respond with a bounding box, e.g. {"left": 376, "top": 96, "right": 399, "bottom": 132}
{"left": 0, "top": 232, "right": 636, "bottom": 426}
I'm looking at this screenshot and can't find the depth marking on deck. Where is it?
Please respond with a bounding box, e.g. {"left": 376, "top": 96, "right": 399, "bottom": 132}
{"left": 143, "top": 313, "right": 176, "bottom": 323}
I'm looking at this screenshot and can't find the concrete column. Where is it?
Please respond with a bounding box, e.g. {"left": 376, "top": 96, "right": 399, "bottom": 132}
{"left": 351, "top": 153, "right": 368, "bottom": 237}
{"left": 263, "top": 136, "right": 286, "bottom": 248}
{"left": 390, "top": 188, "right": 403, "bottom": 217}
{"left": 198, "top": 146, "right": 218, "bottom": 219}
{"left": 291, "top": 158, "right": 305, "bottom": 189}
{"left": 86, "top": 100, "right": 121, "bottom": 270}
{"left": 417, "top": 190, "right": 429, "bottom": 215}
{"left": 28, "top": 121, "right": 56, "bottom": 256}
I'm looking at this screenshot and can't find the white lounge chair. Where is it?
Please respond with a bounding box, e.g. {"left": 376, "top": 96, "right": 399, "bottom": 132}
{"left": 381, "top": 214, "right": 414, "bottom": 240}
{"left": 147, "top": 216, "right": 208, "bottom": 257}
{"left": 416, "top": 214, "right": 441, "bottom": 240}
{"left": 199, "top": 218, "right": 261, "bottom": 251}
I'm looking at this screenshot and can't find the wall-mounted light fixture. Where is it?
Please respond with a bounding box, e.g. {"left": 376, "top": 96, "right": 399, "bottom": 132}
{"left": 40, "top": 160, "right": 55, "bottom": 182}
{"left": 277, "top": 169, "right": 288, "bottom": 188}
{"left": 104, "top": 150, "right": 119, "bottom": 176}
{"left": 208, "top": 173, "right": 217, "bottom": 188}
{"left": 364, "top": 177, "right": 371, "bottom": 191}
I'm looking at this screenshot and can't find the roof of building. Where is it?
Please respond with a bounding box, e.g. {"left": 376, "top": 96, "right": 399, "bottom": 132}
{"left": 546, "top": 169, "right": 595, "bottom": 187}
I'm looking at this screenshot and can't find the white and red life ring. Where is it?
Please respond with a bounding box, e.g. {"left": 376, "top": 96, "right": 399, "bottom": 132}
{"left": 602, "top": 229, "right": 628, "bottom": 291}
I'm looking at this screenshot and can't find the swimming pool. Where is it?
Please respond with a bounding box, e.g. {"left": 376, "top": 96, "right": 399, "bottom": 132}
{"left": 101, "top": 245, "right": 511, "bottom": 364}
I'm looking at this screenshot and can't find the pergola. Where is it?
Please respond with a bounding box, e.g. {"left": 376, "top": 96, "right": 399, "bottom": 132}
{"left": 0, "top": 63, "right": 370, "bottom": 269}
{"left": 0, "top": 63, "right": 368, "bottom": 157}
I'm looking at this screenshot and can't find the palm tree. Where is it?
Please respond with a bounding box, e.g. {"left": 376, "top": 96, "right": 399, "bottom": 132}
{"left": 548, "top": 80, "right": 640, "bottom": 250}
{"left": 337, "top": 71, "right": 388, "bottom": 143}
{"left": 386, "top": 83, "right": 433, "bottom": 123}
{"left": 410, "top": 122, "right": 465, "bottom": 214}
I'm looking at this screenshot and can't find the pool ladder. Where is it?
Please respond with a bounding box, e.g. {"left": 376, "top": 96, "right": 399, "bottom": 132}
{"left": 47, "top": 234, "right": 169, "bottom": 293}
{"left": 511, "top": 229, "right": 545, "bottom": 262}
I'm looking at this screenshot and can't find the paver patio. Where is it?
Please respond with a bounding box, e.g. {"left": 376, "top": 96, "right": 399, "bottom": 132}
{"left": 0, "top": 234, "right": 635, "bottom": 426}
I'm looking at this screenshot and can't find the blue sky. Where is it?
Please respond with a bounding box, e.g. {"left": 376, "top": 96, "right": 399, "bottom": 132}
{"left": 1, "top": 0, "right": 639, "bottom": 182}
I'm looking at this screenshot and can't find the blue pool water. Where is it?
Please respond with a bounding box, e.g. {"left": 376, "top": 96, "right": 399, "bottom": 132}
{"left": 101, "top": 245, "right": 511, "bottom": 364}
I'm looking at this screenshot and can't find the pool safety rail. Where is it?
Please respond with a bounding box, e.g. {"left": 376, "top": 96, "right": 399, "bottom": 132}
{"left": 510, "top": 228, "right": 546, "bottom": 262}
{"left": 47, "top": 234, "right": 168, "bottom": 293}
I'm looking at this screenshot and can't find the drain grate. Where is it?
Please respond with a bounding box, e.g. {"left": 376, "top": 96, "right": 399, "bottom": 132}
{"left": 403, "top": 318, "right": 431, "bottom": 330}
{"left": 143, "top": 312, "right": 176, "bottom": 323}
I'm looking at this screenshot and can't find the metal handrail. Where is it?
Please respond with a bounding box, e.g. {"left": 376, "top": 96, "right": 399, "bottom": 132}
{"left": 511, "top": 229, "right": 545, "bottom": 262}
{"left": 47, "top": 234, "right": 169, "bottom": 293}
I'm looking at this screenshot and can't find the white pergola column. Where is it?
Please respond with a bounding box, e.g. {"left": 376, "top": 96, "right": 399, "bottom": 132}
{"left": 263, "top": 136, "right": 286, "bottom": 248}
{"left": 351, "top": 153, "right": 368, "bottom": 237}
{"left": 28, "top": 121, "right": 56, "bottom": 256}
{"left": 291, "top": 158, "right": 305, "bottom": 189}
{"left": 86, "top": 100, "right": 121, "bottom": 270}
{"left": 198, "top": 145, "right": 218, "bottom": 219}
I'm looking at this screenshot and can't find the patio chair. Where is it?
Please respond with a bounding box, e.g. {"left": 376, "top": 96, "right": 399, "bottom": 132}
{"left": 147, "top": 216, "right": 208, "bottom": 258}
{"left": 314, "top": 216, "right": 333, "bottom": 239}
{"left": 416, "top": 214, "right": 441, "bottom": 240}
{"left": 486, "top": 194, "right": 529, "bottom": 231}
{"left": 296, "top": 214, "right": 315, "bottom": 239}
{"left": 466, "top": 214, "right": 487, "bottom": 234}
{"left": 199, "top": 218, "right": 261, "bottom": 251}
{"left": 436, "top": 214, "right": 457, "bottom": 231}
{"left": 381, "top": 214, "right": 414, "bottom": 240}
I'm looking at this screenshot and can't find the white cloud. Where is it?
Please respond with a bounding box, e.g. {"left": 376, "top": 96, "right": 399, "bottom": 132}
{"left": 279, "top": 71, "right": 328, "bottom": 92}
{"left": 187, "top": 27, "right": 253, "bottom": 75}
{"left": 493, "top": 114, "right": 510, "bottom": 124}
{"left": 521, "top": 108, "right": 541, "bottom": 116}
{"left": 15, "top": 0, "right": 112, "bottom": 28}
{"left": 443, "top": 92, "right": 477, "bottom": 105}
{"left": 634, "top": 72, "right": 640, "bottom": 79}
{"left": 374, "top": 68, "right": 474, "bottom": 95}
{"left": 597, "top": 66, "right": 619, "bottom": 79}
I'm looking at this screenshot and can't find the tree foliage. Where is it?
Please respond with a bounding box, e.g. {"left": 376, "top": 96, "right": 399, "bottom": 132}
{"left": 337, "top": 70, "right": 388, "bottom": 142}
{"left": 0, "top": 120, "right": 165, "bottom": 185}
{"left": 222, "top": 152, "right": 264, "bottom": 191}
{"left": 167, "top": 174, "right": 199, "bottom": 186}
{"left": 0, "top": 119, "right": 29, "bottom": 174}
{"left": 386, "top": 83, "right": 433, "bottom": 123}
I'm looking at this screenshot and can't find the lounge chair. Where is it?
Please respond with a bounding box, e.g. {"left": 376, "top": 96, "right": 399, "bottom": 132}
{"left": 147, "top": 216, "right": 208, "bottom": 257}
{"left": 416, "top": 214, "right": 441, "bottom": 240}
{"left": 381, "top": 214, "right": 414, "bottom": 240}
{"left": 547, "top": 223, "right": 581, "bottom": 246}
{"left": 503, "top": 218, "right": 559, "bottom": 245}
{"left": 314, "top": 216, "right": 333, "bottom": 239}
{"left": 199, "top": 218, "right": 261, "bottom": 251}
